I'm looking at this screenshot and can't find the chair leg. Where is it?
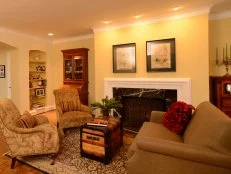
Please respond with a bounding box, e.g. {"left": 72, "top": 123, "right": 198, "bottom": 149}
{"left": 50, "top": 153, "right": 59, "bottom": 165}
{"left": 11, "top": 157, "right": 16, "bottom": 169}
{"left": 57, "top": 122, "right": 65, "bottom": 137}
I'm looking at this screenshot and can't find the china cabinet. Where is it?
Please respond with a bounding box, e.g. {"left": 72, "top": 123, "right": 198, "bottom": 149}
{"left": 62, "top": 48, "right": 89, "bottom": 105}
{"left": 210, "top": 76, "right": 231, "bottom": 117}
{"left": 29, "top": 50, "right": 47, "bottom": 110}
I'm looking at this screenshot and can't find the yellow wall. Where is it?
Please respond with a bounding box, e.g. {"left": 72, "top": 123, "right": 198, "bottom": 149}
{"left": 0, "top": 31, "right": 94, "bottom": 112}
{"left": 51, "top": 37, "right": 95, "bottom": 105}
{"left": 0, "top": 14, "right": 211, "bottom": 112}
{"left": 0, "top": 50, "right": 7, "bottom": 98}
{"left": 0, "top": 31, "right": 52, "bottom": 113}
{"left": 209, "top": 17, "right": 231, "bottom": 76}
{"left": 94, "top": 15, "right": 209, "bottom": 106}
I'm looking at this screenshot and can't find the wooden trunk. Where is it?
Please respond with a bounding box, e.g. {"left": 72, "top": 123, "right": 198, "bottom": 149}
{"left": 80, "top": 120, "right": 122, "bottom": 164}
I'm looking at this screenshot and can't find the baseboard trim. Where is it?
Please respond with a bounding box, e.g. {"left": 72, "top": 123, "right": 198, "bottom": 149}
{"left": 29, "top": 105, "right": 56, "bottom": 115}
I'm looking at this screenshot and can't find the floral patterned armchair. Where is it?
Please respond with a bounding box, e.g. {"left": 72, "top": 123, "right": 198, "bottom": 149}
{"left": 0, "top": 98, "right": 59, "bottom": 169}
{"left": 53, "top": 88, "right": 93, "bottom": 135}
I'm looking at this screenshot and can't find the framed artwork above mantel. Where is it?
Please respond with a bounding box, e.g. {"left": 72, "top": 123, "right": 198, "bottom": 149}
{"left": 146, "top": 38, "right": 176, "bottom": 72}
{"left": 113, "top": 43, "right": 136, "bottom": 73}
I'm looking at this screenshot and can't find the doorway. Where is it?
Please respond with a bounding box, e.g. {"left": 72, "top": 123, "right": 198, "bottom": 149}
{"left": 0, "top": 42, "right": 15, "bottom": 99}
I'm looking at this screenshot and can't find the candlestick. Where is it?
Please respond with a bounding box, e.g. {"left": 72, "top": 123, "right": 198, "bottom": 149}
{"left": 226, "top": 44, "right": 228, "bottom": 58}
{"left": 223, "top": 47, "right": 225, "bottom": 61}
{"left": 216, "top": 47, "right": 218, "bottom": 61}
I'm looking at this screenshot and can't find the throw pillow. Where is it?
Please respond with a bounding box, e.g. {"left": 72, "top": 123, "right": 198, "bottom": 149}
{"left": 17, "top": 111, "right": 36, "bottom": 128}
{"left": 163, "top": 101, "right": 195, "bottom": 134}
{"left": 59, "top": 100, "right": 81, "bottom": 112}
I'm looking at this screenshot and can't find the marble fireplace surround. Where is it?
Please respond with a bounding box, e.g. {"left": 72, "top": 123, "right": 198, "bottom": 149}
{"left": 104, "top": 78, "right": 192, "bottom": 103}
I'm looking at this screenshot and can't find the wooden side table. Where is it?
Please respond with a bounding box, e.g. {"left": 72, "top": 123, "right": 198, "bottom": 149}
{"left": 80, "top": 116, "right": 123, "bottom": 164}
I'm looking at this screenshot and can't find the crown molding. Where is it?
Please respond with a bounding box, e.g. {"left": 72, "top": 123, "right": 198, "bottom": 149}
{"left": 0, "top": 27, "right": 51, "bottom": 43}
{"left": 209, "top": 10, "right": 231, "bottom": 20}
{"left": 93, "top": 7, "right": 210, "bottom": 33}
{"left": 52, "top": 34, "right": 94, "bottom": 44}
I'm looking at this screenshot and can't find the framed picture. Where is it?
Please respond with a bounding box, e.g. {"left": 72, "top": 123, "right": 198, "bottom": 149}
{"left": 113, "top": 43, "right": 136, "bottom": 73}
{"left": 0, "top": 65, "right": 5, "bottom": 78}
{"left": 146, "top": 38, "right": 176, "bottom": 72}
{"left": 35, "top": 88, "right": 45, "bottom": 96}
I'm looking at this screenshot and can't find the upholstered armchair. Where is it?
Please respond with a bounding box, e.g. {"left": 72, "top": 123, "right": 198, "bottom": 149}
{"left": 0, "top": 98, "right": 59, "bottom": 169}
{"left": 53, "top": 88, "right": 93, "bottom": 135}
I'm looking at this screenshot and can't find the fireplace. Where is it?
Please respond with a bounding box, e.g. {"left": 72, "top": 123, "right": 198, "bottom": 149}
{"left": 113, "top": 88, "right": 177, "bottom": 131}
{"left": 104, "top": 78, "right": 191, "bottom": 132}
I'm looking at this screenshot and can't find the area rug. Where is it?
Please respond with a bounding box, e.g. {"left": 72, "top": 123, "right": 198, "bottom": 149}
{"left": 6, "top": 128, "right": 129, "bottom": 174}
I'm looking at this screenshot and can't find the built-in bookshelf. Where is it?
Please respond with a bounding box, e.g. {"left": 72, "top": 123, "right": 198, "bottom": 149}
{"left": 29, "top": 50, "right": 47, "bottom": 110}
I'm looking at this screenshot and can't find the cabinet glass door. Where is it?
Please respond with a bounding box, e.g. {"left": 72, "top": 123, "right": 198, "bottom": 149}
{"left": 64, "top": 57, "right": 73, "bottom": 80}
{"left": 74, "top": 56, "right": 83, "bottom": 80}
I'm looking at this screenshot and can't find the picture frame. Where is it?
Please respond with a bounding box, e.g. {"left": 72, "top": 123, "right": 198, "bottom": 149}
{"left": 146, "top": 38, "right": 176, "bottom": 72}
{"left": 0, "top": 65, "right": 5, "bottom": 78}
{"left": 113, "top": 43, "right": 136, "bottom": 73}
{"left": 35, "top": 88, "right": 45, "bottom": 96}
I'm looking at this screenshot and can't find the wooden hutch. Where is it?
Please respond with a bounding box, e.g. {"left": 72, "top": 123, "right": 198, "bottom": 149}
{"left": 62, "top": 48, "right": 89, "bottom": 105}
{"left": 210, "top": 76, "right": 231, "bottom": 118}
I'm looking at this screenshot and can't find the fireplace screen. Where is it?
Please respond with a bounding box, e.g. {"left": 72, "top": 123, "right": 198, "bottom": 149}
{"left": 122, "top": 96, "right": 166, "bottom": 132}
{"left": 113, "top": 88, "right": 177, "bottom": 132}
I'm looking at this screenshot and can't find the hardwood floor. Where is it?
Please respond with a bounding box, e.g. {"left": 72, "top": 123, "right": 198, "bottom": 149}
{"left": 0, "top": 110, "right": 57, "bottom": 174}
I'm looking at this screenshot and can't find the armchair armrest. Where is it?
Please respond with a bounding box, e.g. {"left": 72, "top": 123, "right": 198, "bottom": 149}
{"left": 55, "top": 106, "right": 63, "bottom": 122}
{"left": 33, "top": 115, "right": 49, "bottom": 125}
{"left": 9, "top": 123, "right": 55, "bottom": 134}
{"left": 136, "top": 136, "right": 231, "bottom": 169}
{"left": 6, "top": 124, "right": 58, "bottom": 156}
{"left": 81, "top": 104, "right": 90, "bottom": 112}
{"left": 150, "top": 111, "right": 165, "bottom": 123}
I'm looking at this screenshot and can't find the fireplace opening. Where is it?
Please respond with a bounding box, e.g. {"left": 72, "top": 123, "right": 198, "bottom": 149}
{"left": 113, "top": 88, "right": 177, "bottom": 132}
{"left": 122, "top": 96, "right": 166, "bottom": 132}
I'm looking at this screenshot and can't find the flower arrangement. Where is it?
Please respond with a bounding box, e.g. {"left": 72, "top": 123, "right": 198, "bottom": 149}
{"left": 91, "top": 96, "right": 122, "bottom": 116}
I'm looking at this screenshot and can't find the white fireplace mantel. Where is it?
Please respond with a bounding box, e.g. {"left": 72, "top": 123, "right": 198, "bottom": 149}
{"left": 104, "top": 78, "right": 192, "bottom": 103}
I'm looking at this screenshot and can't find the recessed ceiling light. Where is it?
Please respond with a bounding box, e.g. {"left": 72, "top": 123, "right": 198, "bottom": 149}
{"left": 134, "top": 15, "right": 142, "bottom": 19}
{"left": 172, "top": 6, "right": 181, "bottom": 11}
{"left": 48, "top": 33, "right": 54, "bottom": 36}
{"left": 103, "top": 20, "right": 111, "bottom": 24}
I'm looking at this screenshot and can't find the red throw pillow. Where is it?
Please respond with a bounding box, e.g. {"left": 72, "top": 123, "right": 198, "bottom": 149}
{"left": 163, "top": 101, "right": 195, "bottom": 134}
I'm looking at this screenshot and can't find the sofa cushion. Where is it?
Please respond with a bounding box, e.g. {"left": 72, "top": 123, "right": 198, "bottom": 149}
{"left": 62, "top": 111, "right": 92, "bottom": 128}
{"left": 127, "top": 122, "right": 183, "bottom": 160}
{"left": 163, "top": 101, "right": 195, "bottom": 134}
{"left": 137, "top": 122, "right": 183, "bottom": 143}
{"left": 184, "top": 101, "right": 231, "bottom": 156}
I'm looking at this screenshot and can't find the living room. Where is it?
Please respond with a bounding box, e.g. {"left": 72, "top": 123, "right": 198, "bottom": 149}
{"left": 0, "top": 0, "right": 231, "bottom": 173}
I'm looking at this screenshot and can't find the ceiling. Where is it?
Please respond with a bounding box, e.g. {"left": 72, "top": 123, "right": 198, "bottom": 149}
{"left": 0, "top": 0, "right": 230, "bottom": 41}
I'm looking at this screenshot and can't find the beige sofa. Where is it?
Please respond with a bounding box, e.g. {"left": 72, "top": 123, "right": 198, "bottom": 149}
{"left": 127, "top": 101, "right": 231, "bottom": 174}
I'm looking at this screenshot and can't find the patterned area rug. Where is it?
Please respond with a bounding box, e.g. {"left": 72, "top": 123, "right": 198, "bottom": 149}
{"left": 8, "top": 128, "right": 129, "bottom": 174}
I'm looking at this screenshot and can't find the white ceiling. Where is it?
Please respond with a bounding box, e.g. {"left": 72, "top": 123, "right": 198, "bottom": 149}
{"left": 0, "top": 0, "right": 230, "bottom": 41}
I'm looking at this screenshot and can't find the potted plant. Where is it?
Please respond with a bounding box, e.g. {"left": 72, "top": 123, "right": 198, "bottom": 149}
{"left": 91, "top": 96, "right": 122, "bottom": 116}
